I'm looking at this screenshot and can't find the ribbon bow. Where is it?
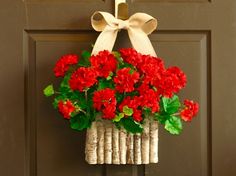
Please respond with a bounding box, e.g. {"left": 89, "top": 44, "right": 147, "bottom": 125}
{"left": 91, "top": 11, "right": 158, "bottom": 57}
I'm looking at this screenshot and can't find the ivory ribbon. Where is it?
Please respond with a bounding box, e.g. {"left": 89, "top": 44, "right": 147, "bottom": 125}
{"left": 91, "top": 11, "right": 158, "bottom": 57}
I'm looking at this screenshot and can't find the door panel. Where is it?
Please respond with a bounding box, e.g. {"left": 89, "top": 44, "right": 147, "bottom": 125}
{"left": 1, "top": 0, "right": 236, "bottom": 176}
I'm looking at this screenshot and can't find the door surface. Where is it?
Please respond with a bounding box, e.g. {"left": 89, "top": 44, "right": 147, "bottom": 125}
{"left": 1, "top": 0, "right": 236, "bottom": 176}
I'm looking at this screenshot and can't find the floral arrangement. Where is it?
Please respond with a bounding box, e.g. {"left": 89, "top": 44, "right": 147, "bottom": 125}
{"left": 44, "top": 48, "right": 199, "bottom": 135}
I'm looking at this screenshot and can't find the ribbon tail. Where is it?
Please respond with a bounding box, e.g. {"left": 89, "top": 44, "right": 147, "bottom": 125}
{"left": 91, "top": 26, "right": 119, "bottom": 55}
{"left": 128, "top": 28, "right": 157, "bottom": 57}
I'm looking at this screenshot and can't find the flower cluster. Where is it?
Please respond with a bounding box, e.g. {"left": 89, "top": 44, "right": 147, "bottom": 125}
{"left": 54, "top": 54, "right": 78, "bottom": 77}
{"left": 44, "top": 48, "right": 199, "bottom": 134}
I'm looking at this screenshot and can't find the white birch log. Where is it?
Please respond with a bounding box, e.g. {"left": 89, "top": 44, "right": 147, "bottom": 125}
{"left": 112, "top": 126, "right": 120, "bottom": 164}
{"left": 119, "top": 128, "right": 127, "bottom": 164}
{"left": 134, "top": 133, "right": 142, "bottom": 164}
{"left": 150, "top": 120, "right": 158, "bottom": 163}
{"left": 104, "top": 121, "right": 112, "bottom": 164}
{"left": 85, "top": 122, "right": 97, "bottom": 164}
{"left": 126, "top": 133, "right": 134, "bottom": 164}
{"left": 97, "top": 120, "right": 105, "bottom": 164}
{"left": 141, "top": 119, "right": 150, "bottom": 164}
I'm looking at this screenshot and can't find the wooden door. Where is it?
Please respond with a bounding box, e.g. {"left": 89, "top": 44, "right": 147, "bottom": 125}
{"left": 1, "top": 0, "right": 236, "bottom": 176}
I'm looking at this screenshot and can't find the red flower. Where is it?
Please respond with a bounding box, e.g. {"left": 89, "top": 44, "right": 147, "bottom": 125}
{"left": 158, "top": 66, "right": 187, "bottom": 97}
{"left": 119, "top": 96, "right": 142, "bottom": 122}
{"left": 114, "top": 68, "right": 140, "bottom": 93}
{"left": 69, "top": 67, "right": 97, "bottom": 92}
{"left": 138, "top": 83, "right": 160, "bottom": 113}
{"left": 54, "top": 54, "right": 78, "bottom": 77}
{"left": 139, "top": 55, "right": 165, "bottom": 86}
{"left": 90, "top": 50, "right": 118, "bottom": 78}
{"left": 93, "top": 88, "right": 117, "bottom": 119}
{"left": 119, "top": 48, "right": 143, "bottom": 68}
{"left": 58, "top": 100, "right": 75, "bottom": 119}
{"left": 180, "top": 100, "right": 199, "bottom": 122}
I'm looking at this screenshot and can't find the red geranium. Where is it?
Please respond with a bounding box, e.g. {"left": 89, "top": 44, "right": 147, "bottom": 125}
{"left": 138, "top": 83, "right": 160, "bottom": 113}
{"left": 90, "top": 50, "right": 118, "bottom": 78}
{"left": 54, "top": 54, "right": 78, "bottom": 77}
{"left": 69, "top": 67, "right": 97, "bottom": 92}
{"left": 139, "top": 55, "right": 165, "bottom": 87}
{"left": 119, "top": 96, "right": 142, "bottom": 122}
{"left": 119, "top": 48, "right": 143, "bottom": 68}
{"left": 93, "top": 88, "right": 117, "bottom": 119}
{"left": 58, "top": 100, "right": 75, "bottom": 119}
{"left": 114, "top": 68, "right": 140, "bottom": 93}
{"left": 180, "top": 99, "right": 199, "bottom": 122}
{"left": 158, "top": 66, "right": 187, "bottom": 97}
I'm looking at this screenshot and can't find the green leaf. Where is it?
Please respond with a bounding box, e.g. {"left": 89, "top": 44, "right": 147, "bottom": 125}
{"left": 106, "top": 72, "right": 113, "bottom": 80}
{"left": 43, "top": 84, "right": 54, "bottom": 97}
{"left": 98, "top": 78, "right": 114, "bottom": 90}
{"left": 164, "top": 116, "right": 183, "bottom": 135}
{"left": 161, "top": 95, "right": 181, "bottom": 114}
{"left": 154, "top": 113, "right": 170, "bottom": 124}
{"left": 59, "top": 73, "right": 71, "bottom": 93}
{"left": 113, "top": 113, "right": 125, "bottom": 122}
{"left": 70, "top": 113, "right": 90, "bottom": 131}
{"left": 143, "top": 107, "right": 152, "bottom": 116}
{"left": 121, "top": 117, "right": 143, "bottom": 134}
{"left": 116, "top": 93, "right": 124, "bottom": 104}
{"left": 123, "top": 106, "right": 133, "bottom": 116}
{"left": 78, "top": 51, "right": 91, "bottom": 67}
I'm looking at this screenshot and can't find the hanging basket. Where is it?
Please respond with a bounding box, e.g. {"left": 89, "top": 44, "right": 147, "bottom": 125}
{"left": 85, "top": 118, "right": 158, "bottom": 164}
{"left": 43, "top": 1, "right": 199, "bottom": 165}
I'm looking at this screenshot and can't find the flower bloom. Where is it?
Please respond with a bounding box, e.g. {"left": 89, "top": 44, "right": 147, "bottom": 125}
{"left": 119, "top": 48, "right": 143, "bottom": 68}
{"left": 158, "top": 66, "right": 187, "bottom": 97}
{"left": 138, "top": 83, "right": 160, "bottom": 113}
{"left": 90, "top": 50, "right": 118, "bottom": 78}
{"left": 58, "top": 100, "right": 75, "bottom": 119}
{"left": 119, "top": 96, "right": 142, "bottom": 122}
{"left": 54, "top": 54, "right": 78, "bottom": 77}
{"left": 114, "top": 68, "right": 140, "bottom": 93}
{"left": 93, "top": 88, "right": 117, "bottom": 119}
{"left": 69, "top": 67, "right": 97, "bottom": 92}
{"left": 180, "top": 99, "right": 199, "bottom": 122}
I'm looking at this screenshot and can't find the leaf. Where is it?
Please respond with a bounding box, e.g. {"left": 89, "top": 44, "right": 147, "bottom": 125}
{"left": 116, "top": 93, "right": 124, "bottom": 104}
{"left": 43, "top": 84, "right": 54, "bottom": 97}
{"left": 78, "top": 51, "right": 91, "bottom": 67}
{"left": 59, "top": 73, "right": 71, "bottom": 93}
{"left": 98, "top": 78, "right": 114, "bottom": 90}
{"left": 154, "top": 113, "right": 170, "bottom": 124}
{"left": 113, "top": 113, "right": 125, "bottom": 122}
{"left": 121, "top": 117, "right": 143, "bottom": 134}
{"left": 70, "top": 113, "right": 90, "bottom": 131}
{"left": 161, "top": 95, "right": 181, "bottom": 114}
{"left": 143, "top": 107, "right": 152, "bottom": 116}
{"left": 164, "top": 116, "right": 183, "bottom": 135}
{"left": 123, "top": 106, "right": 133, "bottom": 116}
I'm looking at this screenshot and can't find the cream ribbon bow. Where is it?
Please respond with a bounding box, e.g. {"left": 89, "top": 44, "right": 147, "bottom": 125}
{"left": 91, "top": 11, "right": 158, "bottom": 57}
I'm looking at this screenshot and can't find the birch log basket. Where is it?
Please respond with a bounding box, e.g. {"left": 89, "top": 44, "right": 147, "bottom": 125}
{"left": 85, "top": 117, "right": 158, "bottom": 164}
{"left": 43, "top": 0, "right": 199, "bottom": 166}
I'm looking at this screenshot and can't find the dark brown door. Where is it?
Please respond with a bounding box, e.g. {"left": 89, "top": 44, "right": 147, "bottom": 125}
{"left": 1, "top": 0, "right": 236, "bottom": 176}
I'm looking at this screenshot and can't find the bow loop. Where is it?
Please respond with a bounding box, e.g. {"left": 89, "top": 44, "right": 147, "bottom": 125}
{"left": 129, "top": 13, "right": 157, "bottom": 35}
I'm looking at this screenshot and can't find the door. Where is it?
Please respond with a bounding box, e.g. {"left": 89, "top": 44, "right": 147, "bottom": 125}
{"left": 0, "top": 0, "right": 236, "bottom": 176}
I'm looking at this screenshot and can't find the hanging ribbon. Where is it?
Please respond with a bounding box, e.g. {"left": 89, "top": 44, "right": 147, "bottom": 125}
{"left": 91, "top": 11, "right": 158, "bottom": 57}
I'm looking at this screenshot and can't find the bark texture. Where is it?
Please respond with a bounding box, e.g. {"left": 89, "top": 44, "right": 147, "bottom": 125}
{"left": 112, "top": 126, "right": 120, "bottom": 164}
{"left": 85, "top": 122, "right": 97, "bottom": 164}
{"left": 104, "top": 121, "right": 112, "bottom": 164}
{"left": 97, "top": 120, "right": 105, "bottom": 164}
{"left": 119, "top": 128, "right": 127, "bottom": 164}
{"left": 126, "top": 133, "right": 134, "bottom": 164}
{"left": 134, "top": 133, "right": 142, "bottom": 164}
{"left": 141, "top": 119, "right": 150, "bottom": 164}
{"left": 150, "top": 120, "right": 158, "bottom": 163}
